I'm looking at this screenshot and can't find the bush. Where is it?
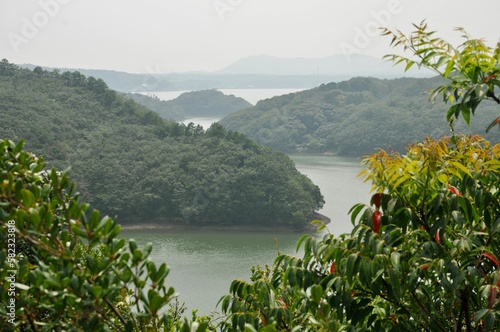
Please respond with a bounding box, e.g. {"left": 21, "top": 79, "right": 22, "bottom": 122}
{"left": 0, "top": 139, "right": 202, "bottom": 331}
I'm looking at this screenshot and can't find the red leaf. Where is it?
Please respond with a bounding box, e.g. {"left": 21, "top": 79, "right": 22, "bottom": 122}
{"left": 482, "top": 252, "right": 500, "bottom": 268}
{"left": 448, "top": 186, "right": 460, "bottom": 196}
{"left": 278, "top": 297, "right": 287, "bottom": 309}
{"left": 372, "top": 210, "right": 382, "bottom": 233}
{"left": 488, "top": 286, "right": 497, "bottom": 309}
{"left": 330, "top": 262, "right": 336, "bottom": 274}
{"left": 373, "top": 193, "right": 382, "bottom": 209}
{"left": 435, "top": 229, "right": 441, "bottom": 244}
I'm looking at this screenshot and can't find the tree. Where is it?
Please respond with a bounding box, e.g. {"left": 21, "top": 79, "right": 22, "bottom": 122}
{"left": 0, "top": 139, "right": 207, "bottom": 331}
{"left": 382, "top": 21, "right": 500, "bottom": 132}
{"left": 218, "top": 26, "right": 500, "bottom": 331}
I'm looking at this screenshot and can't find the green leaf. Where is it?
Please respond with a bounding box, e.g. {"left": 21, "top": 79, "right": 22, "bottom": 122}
{"left": 346, "top": 254, "right": 358, "bottom": 283}
{"left": 388, "top": 268, "right": 401, "bottom": 301}
{"left": 404, "top": 60, "right": 415, "bottom": 72}
{"left": 390, "top": 252, "right": 401, "bottom": 272}
{"left": 492, "top": 218, "right": 500, "bottom": 235}
{"left": 450, "top": 161, "right": 471, "bottom": 177}
{"left": 349, "top": 203, "right": 367, "bottom": 226}
{"left": 310, "top": 284, "right": 323, "bottom": 304}
{"left": 444, "top": 58, "right": 455, "bottom": 77}
{"left": 437, "top": 173, "right": 448, "bottom": 184}
{"left": 393, "top": 174, "right": 410, "bottom": 190}
{"left": 461, "top": 104, "right": 471, "bottom": 125}
{"left": 447, "top": 104, "right": 459, "bottom": 122}
{"left": 475, "top": 83, "right": 489, "bottom": 98}
{"left": 91, "top": 286, "right": 103, "bottom": 298}
{"left": 20, "top": 189, "right": 35, "bottom": 208}
{"left": 473, "top": 308, "right": 490, "bottom": 322}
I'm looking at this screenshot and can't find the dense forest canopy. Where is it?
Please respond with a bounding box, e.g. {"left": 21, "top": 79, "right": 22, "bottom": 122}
{"left": 0, "top": 59, "right": 323, "bottom": 227}
{"left": 219, "top": 76, "right": 500, "bottom": 156}
{"left": 124, "top": 89, "right": 252, "bottom": 121}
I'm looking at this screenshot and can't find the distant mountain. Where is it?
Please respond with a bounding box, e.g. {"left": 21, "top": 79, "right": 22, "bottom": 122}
{"left": 18, "top": 54, "right": 432, "bottom": 93}
{"left": 215, "top": 54, "right": 432, "bottom": 77}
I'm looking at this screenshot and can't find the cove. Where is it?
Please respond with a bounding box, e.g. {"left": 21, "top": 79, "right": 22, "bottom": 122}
{"left": 121, "top": 154, "right": 372, "bottom": 316}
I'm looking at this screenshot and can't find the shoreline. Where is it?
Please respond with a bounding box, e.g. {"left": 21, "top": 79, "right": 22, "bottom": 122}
{"left": 119, "top": 212, "right": 331, "bottom": 233}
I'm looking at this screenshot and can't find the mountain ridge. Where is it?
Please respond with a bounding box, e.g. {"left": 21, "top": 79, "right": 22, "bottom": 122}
{"left": 214, "top": 54, "right": 432, "bottom": 76}
{"left": 17, "top": 54, "right": 432, "bottom": 92}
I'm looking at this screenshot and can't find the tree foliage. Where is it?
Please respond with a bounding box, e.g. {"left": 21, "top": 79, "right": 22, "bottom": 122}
{"left": 0, "top": 139, "right": 203, "bottom": 331}
{"left": 124, "top": 89, "right": 252, "bottom": 121}
{"left": 218, "top": 27, "right": 500, "bottom": 332}
{"left": 0, "top": 61, "right": 323, "bottom": 227}
{"left": 219, "top": 135, "right": 500, "bottom": 331}
{"left": 219, "top": 76, "right": 500, "bottom": 156}
{"left": 382, "top": 21, "right": 500, "bottom": 132}
{"left": 170, "top": 89, "right": 252, "bottom": 118}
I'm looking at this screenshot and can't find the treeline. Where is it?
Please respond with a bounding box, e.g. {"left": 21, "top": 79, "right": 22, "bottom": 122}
{"left": 219, "top": 76, "right": 500, "bottom": 156}
{"left": 124, "top": 89, "right": 252, "bottom": 121}
{"left": 0, "top": 59, "right": 323, "bottom": 227}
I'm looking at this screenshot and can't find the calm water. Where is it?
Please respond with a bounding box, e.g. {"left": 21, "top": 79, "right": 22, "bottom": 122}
{"left": 124, "top": 91, "right": 371, "bottom": 316}
{"left": 121, "top": 154, "right": 371, "bottom": 316}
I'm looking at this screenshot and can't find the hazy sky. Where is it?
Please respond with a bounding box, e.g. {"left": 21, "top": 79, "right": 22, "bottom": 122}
{"left": 1, "top": 0, "right": 499, "bottom": 73}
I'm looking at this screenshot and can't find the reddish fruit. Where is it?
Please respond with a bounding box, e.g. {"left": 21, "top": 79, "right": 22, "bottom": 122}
{"left": 420, "top": 264, "right": 429, "bottom": 270}
{"left": 372, "top": 210, "right": 382, "bottom": 233}
{"left": 435, "top": 229, "right": 441, "bottom": 244}
{"left": 391, "top": 313, "right": 397, "bottom": 322}
{"left": 330, "top": 262, "right": 336, "bottom": 274}
{"left": 373, "top": 193, "right": 382, "bottom": 209}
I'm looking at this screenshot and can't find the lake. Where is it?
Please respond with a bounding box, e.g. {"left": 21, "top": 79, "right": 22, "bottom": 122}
{"left": 122, "top": 91, "right": 372, "bottom": 316}
{"left": 121, "top": 154, "right": 371, "bottom": 316}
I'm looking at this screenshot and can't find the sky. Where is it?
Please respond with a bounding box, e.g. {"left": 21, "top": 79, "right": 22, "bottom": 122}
{"left": 1, "top": 0, "right": 499, "bottom": 74}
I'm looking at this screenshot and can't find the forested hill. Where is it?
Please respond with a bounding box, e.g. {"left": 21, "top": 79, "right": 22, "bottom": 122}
{"left": 219, "top": 76, "right": 500, "bottom": 156}
{"left": 0, "top": 59, "right": 324, "bottom": 228}
{"left": 124, "top": 89, "right": 252, "bottom": 121}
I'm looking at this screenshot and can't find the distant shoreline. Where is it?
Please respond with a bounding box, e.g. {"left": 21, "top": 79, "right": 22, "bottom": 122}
{"left": 119, "top": 212, "right": 330, "bottom": 233}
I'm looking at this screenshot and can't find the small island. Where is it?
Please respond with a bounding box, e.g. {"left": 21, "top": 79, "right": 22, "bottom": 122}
{"left": 124, "top": 89, "right": 252, "bottom": 121}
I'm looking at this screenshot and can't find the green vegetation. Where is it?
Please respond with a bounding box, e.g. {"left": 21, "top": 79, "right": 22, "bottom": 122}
{"left": 170, "top": 89, "right": 252, "bottom": 117}
{"left": 219, "top": 76, "right": 500, "bottom": 156}
{"left": 218, "top": 24, "right": 500, "bottom": 331}
{"left": 0, "top": 60, "right": 323, "bottom": 227}
{"left": 2, "top": 23, "right": 500, "bottom": 332}
{"left": 125, "top": 89, "right": 252, "bottom": 121}
{"left": 0, "top": 139, "right": 205, "bottom": 331}
{"left": 123, "top": 93, "right": 185, "bottom": 120}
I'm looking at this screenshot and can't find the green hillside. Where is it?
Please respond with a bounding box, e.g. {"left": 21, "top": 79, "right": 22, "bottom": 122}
{"left": 124, "top": 89, "right": 252, "bottom": 121}
{"left": 0, "top": 59, "right": 323, "bottom": 227}
{"left": 219, "top": 76, "right": 500, "bottom": 156}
